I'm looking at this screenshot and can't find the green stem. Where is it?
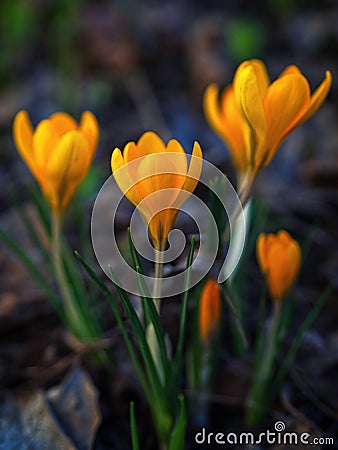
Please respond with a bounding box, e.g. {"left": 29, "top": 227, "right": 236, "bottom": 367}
{"left": 224, "top": 173, "right": 254, "bottom": 248}
{"left": 238, "top": 173, "right": 255, "bottom": 208}
{"left": 175, "top": 236, "right": 195, "bottom": 374}
{"left": 261, "top": 302, "right": 281, "bottom": 379}
{"left": 153, "top": 245, "right": 164, "bottom": 313}
{"left": 146, "top": 244, "right": 165, "bottom": 383}
{"left": 52, "top": 210, "right": 84, "bottom": 338}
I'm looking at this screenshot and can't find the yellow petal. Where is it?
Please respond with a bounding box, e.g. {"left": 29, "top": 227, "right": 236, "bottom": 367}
{"left": 111, "top": 132, "right": 203, "bottom": 249}
{"left": 166, "top": 138, "right": 186, "bottom": 155}
{"left": 199, "top": 278, "right": 221, "bottom": 342}
{"left": 80, "top": 111, "right": 99, "bottom": 159}
{"left": 111, "top": 147, "right": 125, "bottom": 173}
{"left": 138, "top": 131, "right": 166, "bottom": 154}
{"left": 125, "top": 131, "right": 166, "bottom": 163}
{"left": 246, "top": 59, "right": 270, "bottom": 97}
{"left": 111, "top": 148, "right": 142, "bottom": 205}
{"left": 49, "top": 112, "right": 78, "bottom": 136}
{"left": 111, "top": 147, "right": 144, "bottom": 207}
{"left": 264, "top": 74, "right": 310, "bottom": 165}
{"left": 267, "top": 236, "right": 301, "bottom": 301}
{"left": 220, "top": 87, "right": 249, "bottom": 171}
{"left": 267, "top": 242, "right": 289, "bottom": 300}
{"left": 137, "top": 131, "right": 166, "bottom": 156}
{"left": 203, "top": 83, "right": 226, "bottom": 139}
{"left": 298, "top": 70, "right": 332, "bottom": 125}
{"left": 285, "top": 239, "right": 302, "bottom": 289}
{"left": 45, "top": 130, "right": 90, "bottom": 211}
{"left": 279, "top": 65, "right": 302, "bottom": 77}
{"left": 13, "top": 110, "right": 39, "bottom": 178}
{"left": 33, "top": 119, "right": 61, "bottom": 172}
{"left": 257, "top": 230, "right": 301, "bottom": 302}
{"left": 123, "top": 141, "right": 138, "bottom": 164}
{"left": 135, "top": 152, "right": 186, "bottom": 211}
{"left": 148, "top": 208, "right": 179, "bottom": 249}
{"left": 234, "top": 65, "right": 268, "bottom": 169}
{"left": 180, "top": 141, "right": 203, "bottom": 199}
{"left": 204, "top": 82, "right": 249, "bottom": 172}
{"left": 233, "top": 59, "right": 269, "bottom": 97}
{"left": 277, "top": 229, "right": 293, "bottom": 244}
{"left": 256, "top": 233, "right": 268, "bottom": 273}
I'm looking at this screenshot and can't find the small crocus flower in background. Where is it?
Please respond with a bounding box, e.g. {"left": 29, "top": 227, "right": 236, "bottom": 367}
{"left": 111, "top": 131, "right": 202, "bottom": 251}
{"left": 204, "top": 59, "right": 331, "bottom": 190}
{"left": 13, "top": 110, "right": 99, "bottom": 214}
{"left": 257, "top": 230, "right": 302, "bottom": 302}
{"left": 199, "top": 278, "right": 222, "bottom": 343}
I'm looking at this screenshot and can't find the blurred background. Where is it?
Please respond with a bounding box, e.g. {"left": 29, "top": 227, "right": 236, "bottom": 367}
{"left": 0, "top": 0, "right": 337, "bottom": 448}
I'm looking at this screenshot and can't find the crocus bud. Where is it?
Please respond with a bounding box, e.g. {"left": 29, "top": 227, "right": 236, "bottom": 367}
{"left": 199, "top": 278, "right": 221, "bottom": 342}
{"left": 257, "top": 230, "right": 301, "bottom": 302}
{"left": 13, "top": 110, "right": 99, "bottom": 213}
{"left": 111, "top": 131, "right": 202, "bottom": 250}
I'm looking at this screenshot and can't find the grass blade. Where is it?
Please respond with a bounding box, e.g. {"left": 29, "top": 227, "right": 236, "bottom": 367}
{"left": 128, "top": 229, "right": 171, "bottom": 380}
{"left": 130, "top": 402, "right": 140, "bottom": 450}
{"left": 75, "top": 251, "right": 152, "bottom": 401}
{"left": 108, "top": 266, "right": 165, "bottom": 403}
{"left": 168, "top": 395, "right": 187, "bottom": 450}
{"left": 11, "top": 191, "right": 52, "bottom": 270}
{"left": 0, "top": 227, "right": 61, "bottom": 315}
{"left": 274, "top": 285, "right": 332, "bottom": 391}
{"left": 28, "top": 182, "right": 51, "bottom": 236}
{"left": 175, "top": 236, "right": 195, "bottom": 372}
{"left": 127, "top": 228, "right": 150, "bottom": 326}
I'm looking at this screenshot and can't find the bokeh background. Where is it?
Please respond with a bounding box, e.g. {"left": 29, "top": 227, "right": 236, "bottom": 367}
{"left": 0, "top": 0, "right": 337, "bottom": 449}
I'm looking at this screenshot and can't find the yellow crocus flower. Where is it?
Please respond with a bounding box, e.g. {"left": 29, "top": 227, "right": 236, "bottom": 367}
{"left": 257, "top": 230, "right": 301, "bottom": 302}
{"left": 199, "top": 278, "right": 221, "bottom": 343}
{"left": 13, "top": 110, "right": 99, "bottom": 213}
{"left": 111, "top": 131, "right": 202, "bottom": 250}
{"left": 204, "top": 59, "right": 331, "bottom": 181}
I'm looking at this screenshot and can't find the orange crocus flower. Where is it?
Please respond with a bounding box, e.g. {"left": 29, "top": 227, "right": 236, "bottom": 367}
{"left": 257, "top": 230, "right": 301, "bottom": 302}
{"left": 204, "top": 59, "right": 331, "bottom": 180}
{"left": 111, "top": 131, "right": 202, "bottom": 250}
{"left": 13, "top": 110, "right": 99, "bottom": 213}
{"left": 199, "top": 278, "right": 222, "bottom": 342}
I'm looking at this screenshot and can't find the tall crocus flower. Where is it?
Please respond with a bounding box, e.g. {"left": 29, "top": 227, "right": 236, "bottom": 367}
{"left": 111, "top": 131, "right": 202, "bottom": 250}
{"left": 204, "top": 59, "right": 331, "bottom": 187}
{"left": 257, "top": 230, "right": 301, "bottom": 302}
{"left": 13, "top": 110, "right": 99, "bottom": 213}
{"left": 199, "top": 278, "right": 221, "bottom": 342}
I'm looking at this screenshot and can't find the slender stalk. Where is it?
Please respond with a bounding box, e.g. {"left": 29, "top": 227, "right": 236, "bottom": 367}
{"left": 153, "top": 244, "right": 164, "bottom": 313}
{"left": 147, "top": 245, "right": 164, "bottom": 386}
{"left": 52, "top": 210, "right": 84, "bottom": 338}
{"left": 261, "top": 302, "right": 281, "bottom": 380}
{"left": 175, "top": 237, "right": 195, "bottom": 373}
{"left": 224, "top": 173, "right": 255, "bottom": 245}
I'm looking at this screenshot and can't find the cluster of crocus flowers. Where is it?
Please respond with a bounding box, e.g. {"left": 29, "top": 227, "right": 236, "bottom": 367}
{"left": 13, "top": 110, "right": 99, "bottom": 213}
{"left": 199, "top": 278, "right": 222, "bottom": 342}
{"left": 257, "top": 230, "right": 301, "bottom": 302}
{"left": 204, "top": 59, "right": 332, "bottom": 188}
{"left": 111, "top": 131, "right": 203, "bottom": 250}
